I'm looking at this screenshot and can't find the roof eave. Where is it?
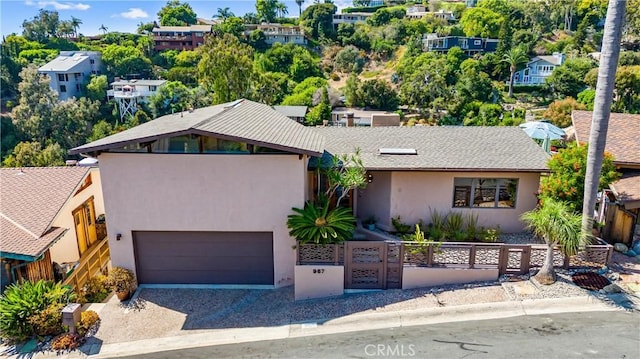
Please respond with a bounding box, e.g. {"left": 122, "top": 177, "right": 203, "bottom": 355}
{"left": 68, "top": 129, "right": 195, "bottom": 155}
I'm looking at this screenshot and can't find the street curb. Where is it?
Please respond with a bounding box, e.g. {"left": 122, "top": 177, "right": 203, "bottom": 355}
{"left": 88, "top": 295, "right": 621, "bottom": 358}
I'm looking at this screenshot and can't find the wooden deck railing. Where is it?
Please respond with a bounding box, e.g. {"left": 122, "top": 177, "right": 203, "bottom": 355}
{"left": 63, "top": 237, "right": 110, "bottom": 295}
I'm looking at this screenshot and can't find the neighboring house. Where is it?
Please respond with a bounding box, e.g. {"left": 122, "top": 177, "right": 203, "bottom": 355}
{"left": 70, "top": 99, "right": 548, "bottom": 288}
{"left": 513, "top": 53, "right": 565, "bottom": 86}
{"left": 314, "top": 126, "right": 548, "bottom": 234}
{"left": 152, "top": 25, "right": 213, "bottom": 51}
{"left": 572, "top": 110, "right": 640, "bottom": 245}
{"left": 70, "top": 99, "right": 324, "bottom": 288}
{"left": 406, "top": 6, "right": 456, "bottom": 21}
{"left": 423, "top": 33, "right": 499, "bottom": 55}
{"left": 273, "top": 105, "right": 308, "bottom": 123}
{"left": 332, "top": 12, "right": 373, "bottom": 27}
{"left": 0, "top": 167, "right": 106, "bottom": 290}
{"left": 107, "top": 78, "right": 167, "bottom": 121}
{"left": 244, "top": 23, "right": 307, "bottom": 45}
{"left": 330, "top": 108, "right": 401, "bottom": 127}
{"left": 38, "top": 51, "right": 102, "bottom": 101}
{"left": 196, "top": 18, "right": 219, "bottom": 26}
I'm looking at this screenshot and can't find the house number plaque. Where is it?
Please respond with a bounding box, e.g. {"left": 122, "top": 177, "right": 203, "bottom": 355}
{"left": 313, "top": 269, "right": 325, "bottom": 274}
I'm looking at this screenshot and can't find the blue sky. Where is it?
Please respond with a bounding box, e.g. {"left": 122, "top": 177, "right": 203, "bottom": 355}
{"left": 1, "top": 0, "right": 352, "bottom": 37}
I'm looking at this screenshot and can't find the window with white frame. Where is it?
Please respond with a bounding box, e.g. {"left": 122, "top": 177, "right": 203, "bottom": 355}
{"left": 453, "top": 178, "right": 518, "bottom": 208}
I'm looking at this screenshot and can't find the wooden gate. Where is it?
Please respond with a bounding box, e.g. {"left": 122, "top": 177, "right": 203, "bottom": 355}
{"left": 345, "top": 241, "right": 403, "bottom": 289}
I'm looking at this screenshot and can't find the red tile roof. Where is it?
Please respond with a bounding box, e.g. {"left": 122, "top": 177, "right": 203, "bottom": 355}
{"left": 572, "top": 110, "right": 640, "bottom": 166}
{"left": 0, "top": 166, "right": 89, "bottom": 258}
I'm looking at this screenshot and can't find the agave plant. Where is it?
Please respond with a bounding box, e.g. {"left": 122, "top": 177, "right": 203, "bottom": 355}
{"left": 287, "top": 201, "right": 356, "bottom": 245}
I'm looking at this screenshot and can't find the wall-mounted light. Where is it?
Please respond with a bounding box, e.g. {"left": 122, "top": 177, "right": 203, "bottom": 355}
{"left": 116, "top": 233, "right": 122, "bottom": 241}
{"left": 367, "top": 173, "right": 373, "bottom": 183}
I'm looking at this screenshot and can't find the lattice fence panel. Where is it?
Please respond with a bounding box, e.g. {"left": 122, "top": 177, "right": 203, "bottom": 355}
{"left": 433, "top": 247, "right": 470, "bottom": 265}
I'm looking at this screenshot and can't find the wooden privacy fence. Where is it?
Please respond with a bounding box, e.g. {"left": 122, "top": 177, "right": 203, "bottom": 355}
{"left": 63, "top": 238, "right": 110, "bottom": 295}
{"left": 297, "top": 239, "right": 613, "bottom": 289}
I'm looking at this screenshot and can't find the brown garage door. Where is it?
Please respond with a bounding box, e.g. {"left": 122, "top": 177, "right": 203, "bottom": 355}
{"left": 133, "top": 231, "right": 274, "bottom": 285}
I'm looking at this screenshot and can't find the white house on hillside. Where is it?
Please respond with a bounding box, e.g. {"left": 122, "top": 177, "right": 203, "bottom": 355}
{"left": 244, "top": 23, "right": 306, "bottom": 45}
{"left": 38, "top": 51, "right": 102, "bottom": 101}
{"left": 107, "top": 79, "right": 167, "bottom": 120}
{"left": 332, "top": 12, "right": 373, "bottom": 27}
{"left": 513, "top": 53, "right": 566, "bottom": 86}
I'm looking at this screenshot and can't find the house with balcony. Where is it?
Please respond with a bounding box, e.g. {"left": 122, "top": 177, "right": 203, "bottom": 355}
{"left": 405, "top": 6, "right": 456, "bottom": 21}
{"left": 38, "top": 51, "right": 102, "bottom": 101}
{"left": 107, "top": 79, "right": 167, "bottom": 120}
{"left": 512, "top": 53, "right": 566, "bottom": 86}
{"left": 152, "top": 25, "right": 212, "bottom": 51}
{"left": 244, "top": 23, "right": 307, "bottom": 45}
{"left": 423, "top": 33, "right": 498, "bottom": 55}
{"left": 332, "top": 12, "right": 373, "bottom": 28}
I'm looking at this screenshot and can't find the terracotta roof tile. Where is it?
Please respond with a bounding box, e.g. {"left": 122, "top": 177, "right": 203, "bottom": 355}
{"left": 572, "top": 110, "right": 640, "bottom": 166}
{"left": 0, "top": 167, "right": 89, "bottom": 257}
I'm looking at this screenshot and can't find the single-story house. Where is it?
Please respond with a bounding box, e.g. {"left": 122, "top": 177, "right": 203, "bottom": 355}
{"left": 513, "top": 53, "right": 565, "bottom": 86}
{"left": 70, "top": 99, "right": 549, "bottom": 288}
{"left": 314, "top": 126, "right": 549, "bottom": 233}
{"left": 0, "top": 166, "right": 106, "bottom": 289}
{"left": 273, "top": 105, "right": 308, "bottom": 124}
{"left": 572, "top": 110, "right": 640, "bottom": 245}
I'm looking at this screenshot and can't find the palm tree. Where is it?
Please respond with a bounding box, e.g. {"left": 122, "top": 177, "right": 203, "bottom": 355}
{"left": 57, "top": 21, "right": 74, "bottom": 38}
{"left": 521, "top": 199, "right": 585, "bottom": 285}
{"left": 276, "top": 2, "right": 288, "bottom": 18}
{"left": 296, "top": 0, "right": 304, "bottom": 16}
{"left": 214, "top": 7, "right": 234, "bottom": 22}
{"left": 501, "top": 47, "right": 529, "bottom": 98}
{"left": 70, "top": 16, "right": 82, "bottom": 37}
{"left": 99, "top": 24, "right": 108, "bottom": 34}
{"left": 581, "top": 0, "right": 627, "bottom": 236}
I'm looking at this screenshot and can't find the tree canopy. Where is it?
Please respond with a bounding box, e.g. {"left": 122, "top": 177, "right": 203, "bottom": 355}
{"left": 158, "top": 0, "right": 197, "bottom": 26}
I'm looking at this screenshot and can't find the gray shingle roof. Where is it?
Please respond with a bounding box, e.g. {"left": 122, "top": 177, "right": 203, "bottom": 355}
{"left": 273, "top": 105, "right": 308, "bottom": 118}
{"left": 313, "top": 126, "right": 549, "bottom": 171}
{"left": 70, "top": 100, "right": 325, "bottom": 156}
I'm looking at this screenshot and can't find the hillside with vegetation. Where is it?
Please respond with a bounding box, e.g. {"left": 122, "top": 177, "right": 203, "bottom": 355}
{"left": 1, "top": 0, "right": 640, "bottom": 167}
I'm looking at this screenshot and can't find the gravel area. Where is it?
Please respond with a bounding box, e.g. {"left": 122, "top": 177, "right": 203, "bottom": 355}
{"left": 501, "top": 270, "right": 591, "bottom": 300}
{"left": 499, "top": 232, "right": 544, "bottom": 245}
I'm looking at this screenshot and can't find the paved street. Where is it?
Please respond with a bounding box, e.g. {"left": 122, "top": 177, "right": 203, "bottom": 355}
{"left": 119, "top": 311, "right": 639, "bottom": 359}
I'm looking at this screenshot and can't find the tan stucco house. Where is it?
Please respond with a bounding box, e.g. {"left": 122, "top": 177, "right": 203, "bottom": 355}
{"left": 70, "top": 100, "right": 548, "bottom": 287}
{"left": 0, "top": 166, "right": 106, "bottom": 289}
{"left": 315, "top": 127, "right": 549, "bottom": 234}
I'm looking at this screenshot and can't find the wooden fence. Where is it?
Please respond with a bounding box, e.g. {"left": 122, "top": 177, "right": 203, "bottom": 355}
{"left": 63, "top": 238, "right": 110, "bottom": 295}
{"left": 298, "top": 238, "right": 613, "bottom": 287}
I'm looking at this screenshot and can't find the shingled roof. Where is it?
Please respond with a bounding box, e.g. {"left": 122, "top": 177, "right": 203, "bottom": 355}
{"left": 70, "top": 99, "right": 325, "bottom": 156}
{"left": 313, "top": 126, "right": 549, "bottom": 171}
{"left": 572, "top": 110, "right": 640, "bottom": 166}
{"left": 0, "top": 167, "right": 90, "bottom": 259}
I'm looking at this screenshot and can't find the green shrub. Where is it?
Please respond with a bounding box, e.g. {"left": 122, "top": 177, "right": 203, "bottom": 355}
{"left": 51, "top": 333, "right": 84, "bottom": 351}
{"left": 287, "top": 201, "right": 356, "bottom": 245}
{"left": 465, "top": 212, "right": 480, "bottom": 241}
{"left": 80, "top": 275, "right": 110, "bottom": 303}
{"left": 445, "top": 212, "right": 466, "bottom": 241}
{"left": 27, "top": 303, "right": 64, "bottom": 337}
{"left": 428, "top": 208, "right": 447, "bottom": 241}
{"left": 0, "top": 280, "right": 76, "bottom": 342}
{"left": 480, "top": 226, "right": 501, "bottom": 243}
{"left": 391, "top": 216, "right": 412, "bottom": 234}
{"left": 77, "top": 310, "right": 100, "bottom": 337}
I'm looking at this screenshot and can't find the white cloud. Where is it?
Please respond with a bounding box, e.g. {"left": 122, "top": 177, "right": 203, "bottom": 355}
{"left": 25, "top": 1, "right": 90, "bottom": 11}
{"left": 118, "top": 8, "right": 149, "bottom": 19}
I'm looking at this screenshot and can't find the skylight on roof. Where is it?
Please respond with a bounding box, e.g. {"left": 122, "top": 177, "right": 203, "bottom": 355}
{"left": 379, "top": 148, "right": 417, "bottom": 155}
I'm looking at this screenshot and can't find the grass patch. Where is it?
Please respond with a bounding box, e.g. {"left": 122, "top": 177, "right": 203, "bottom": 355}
{"left": 361, "top": 70, "right": 381, "bottom": 79}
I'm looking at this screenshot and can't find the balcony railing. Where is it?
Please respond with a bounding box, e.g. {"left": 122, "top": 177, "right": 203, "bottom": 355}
{"left": 63, "top": 235, "right": 110, "bottom": 295}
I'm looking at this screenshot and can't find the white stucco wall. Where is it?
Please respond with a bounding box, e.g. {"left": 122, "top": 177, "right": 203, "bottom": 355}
{"left": 49, "top": 169, "right": 105, "bottom": 264}
{"left": 98, "top": 153, "right": 307, "bottom": 288}
{"left": 358, "top": 171, "right": 541, "bottom": 233}
{"left": 294, "top": 265, "right": 344, "bottom": 300}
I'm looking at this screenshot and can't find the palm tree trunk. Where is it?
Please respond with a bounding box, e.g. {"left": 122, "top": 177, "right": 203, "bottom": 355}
{"left": 581, "top": 0, "right": 626, "bottom": 237}
{"left": 534, "top": 243, "right": 557, "bottom": 285}
{"left": 508, "top": 70, "right": 515, "bottom": 98}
